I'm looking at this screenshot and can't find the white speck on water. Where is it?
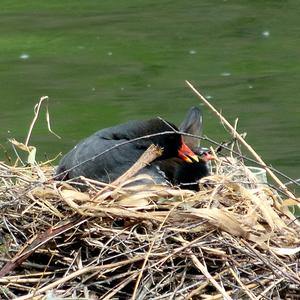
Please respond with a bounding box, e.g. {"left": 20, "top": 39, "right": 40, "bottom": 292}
{"left": 91, "top": 87, "right": 96, "bottom": 91}
{"left": 147, "top": 84, "right": 151, "bottom": 88}
{"left": 206, "top": 95, "right": 213, "bottom": 100}
{"left": 248, "top": 85, "right": 253, "bottom": 89}
{"left": 7, "top": 130, "right": 10, "bottom": 134}
{"left": 120, "top": 87, "right": 125, "bottom": 91}
{"left": 19, "top": 53, "right": 29, "bottom": 60}
{"left": 78, "top": 46, "right": 85, "bottom": 50}
{"left": 262, "top": 31, "right": 270, "bottom": 37}
{"left": 107, "top": 51, "right": 113, "bottom": 56}
{"left": 221, "top": 72, "right": 231, "bottom": 77}
{"left": 189, "top": 49, "right": 197, "bottom": 55}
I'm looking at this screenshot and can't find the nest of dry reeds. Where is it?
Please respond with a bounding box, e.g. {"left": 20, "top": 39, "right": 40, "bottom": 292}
{"left": 1, "top": 88, "right": 300, "bottom": 300}
{"left": 1, "top": 153, "right": 300, "bottom": 300}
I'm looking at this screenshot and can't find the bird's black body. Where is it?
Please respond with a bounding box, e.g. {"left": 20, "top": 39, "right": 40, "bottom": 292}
{"left": 56, "top": 106, "right": 212, "bottom": 191}
{"left": 56, "top": 118, "right": 183, "bottom": 183}
{"left": 173, "top": 153, "right": 209, "bottom": 190}
{"left": 153, "top": 154, "right": 209, "bottom": 191}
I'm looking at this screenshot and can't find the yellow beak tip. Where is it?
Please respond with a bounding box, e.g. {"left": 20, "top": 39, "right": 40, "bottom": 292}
{"left": 184, "top": 155, "right": 198, "bottom": 163}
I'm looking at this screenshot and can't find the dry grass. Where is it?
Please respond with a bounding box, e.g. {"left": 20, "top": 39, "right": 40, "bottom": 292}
{"left": 0, "top": 154, "right": 299, "bottom": 300}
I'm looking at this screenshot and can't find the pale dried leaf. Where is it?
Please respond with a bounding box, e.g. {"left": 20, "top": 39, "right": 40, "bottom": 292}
{"left": 270, "top": 246, "right": 300, "bottom": 256}
{"left": 9, "top": 138, "right": 34, "bottom": 152}
{"left": 228, "top": 181, "right": 286, "bottom": 230}
{"left": 31, "top": 187, "right": 59, "bottom": 199}
{"left": 118, "top": 197, "right": 149, "bottom": 207}
{"left": 27, "top": 146, "right": 37, "bottom": 164}
{"left": 60, "top": 189, "right": 90, "bottom": 202}
{"left": 281, "top": 198, "right": 300, "bottom": 207}
{"left": 189, "top": 208, "right": 249, "bottom": 238}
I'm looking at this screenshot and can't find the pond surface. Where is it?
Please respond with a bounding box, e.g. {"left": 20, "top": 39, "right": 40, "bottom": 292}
{"left": 1, "top": 1, "right": 299, "bottom": 191}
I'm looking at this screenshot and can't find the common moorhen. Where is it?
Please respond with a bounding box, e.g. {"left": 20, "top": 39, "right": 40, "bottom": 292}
{"left": 152, "top": 106, "right": 213, "bottom": 191}
{"left": 56, "top": 118, "right": 199, "bottom": 183}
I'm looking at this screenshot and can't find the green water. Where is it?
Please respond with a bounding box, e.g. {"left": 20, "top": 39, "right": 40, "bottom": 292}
{"left": 1, "top": 1, "right": 299, "bottom": 191}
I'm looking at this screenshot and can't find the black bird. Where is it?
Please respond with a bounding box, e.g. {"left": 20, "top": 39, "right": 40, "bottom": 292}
{"left": 56, "top": 118, "right": 199, "bottom": 183}
{"left": 168, "top": 151, "right": 213, "bottom": 190}
{"left": 152, "top": 106, "right": 214, "bottom": 191}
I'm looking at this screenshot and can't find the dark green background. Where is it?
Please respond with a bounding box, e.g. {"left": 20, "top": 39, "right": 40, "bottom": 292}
{"left": 1, "top": 1, "right": 299, "bottom": 191}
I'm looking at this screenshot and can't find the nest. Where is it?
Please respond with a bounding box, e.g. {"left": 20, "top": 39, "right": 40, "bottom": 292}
{"left": 0, "top": 154, "right": 299, "bottom": 300}
{"left": 1, "top": 89, "right": 300, "bottom": 299}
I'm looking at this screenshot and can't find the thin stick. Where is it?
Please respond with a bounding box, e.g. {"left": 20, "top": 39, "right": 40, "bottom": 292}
{"left": 14, "top": 256, "right": 143, "bottom": 300}
{"left": 110, "top": 144, "right": 162, "bottom": 187}
{"left": 25, "top": 96, "right": 48, "bottom": 147}
{"left": 257, "top": 277, "right": 284, "bottom": 300}
{"left": 102, "top": 273, "right": 138, "bottom": 300}
{"left": 94, "top": 144, "right": 162, "bottom": 200}
{"left": 25, "top": 96, "right": 60, "bottom": 147}
{"left": 229, "top": 267, "right": 258, "bottom": 300}
{"left": 185, "top": 269, "right": 230, "bottom": 299}
{"left": 185, "top": 80, "right": 297, "bottom": 201}
{"left": 178, "top": 236, "right": 233, "bottom": 300}
{"left": 131, "top": 202, "right": 174, "bottom": 300}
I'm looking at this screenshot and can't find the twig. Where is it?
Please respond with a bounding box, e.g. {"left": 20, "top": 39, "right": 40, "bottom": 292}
{"left": 257, "top": 277, "right": 284, "bottom": 300}
{"left": 178, "top": 235, "right": 233, "bottom": 300}
{"left": 94, "top": 144, "right": 162, "bottom": 200}
{"left": 14, "top": 256, "right": 144, "bottom": 300}
{"left": 0, "top": 218, "right": 87, "bottom": 278}
{"left": 185, "top": 80, "right": 297, "bottom": 201}
{"left": 101, "top": 273, "right": 138, "bottom": 300}
{"left": 185, "top": 269, "right": 230, "bottom": 299}
{"left": 25, "top": 96, "right": 60, "bottom": 147}
{"left": 131, "top": 201, "right": 176, "bottom": 300}
{"left": 229, "top": 267, "right": 258, "bottom": 300}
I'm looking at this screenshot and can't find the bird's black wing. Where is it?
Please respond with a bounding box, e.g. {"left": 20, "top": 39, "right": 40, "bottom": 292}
{"left": 56, "top": 119, "right": 166, "bottom": 182}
